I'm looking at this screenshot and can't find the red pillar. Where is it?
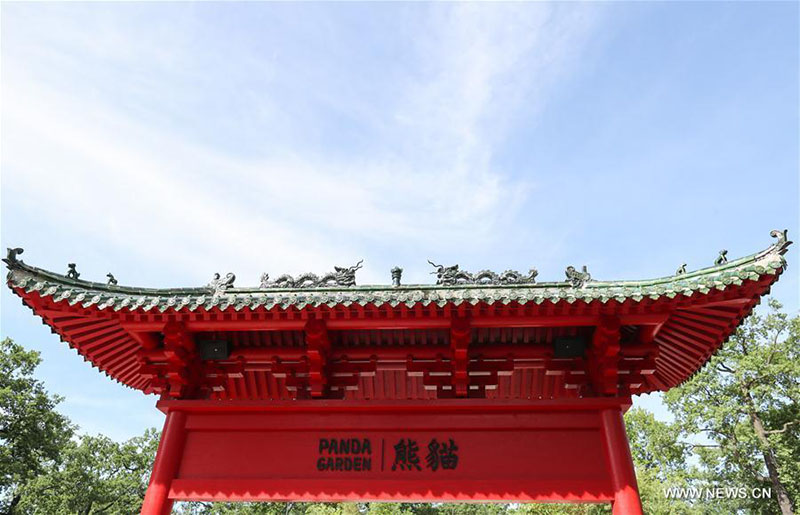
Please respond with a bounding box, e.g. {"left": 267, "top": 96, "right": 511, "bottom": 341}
{"left": 601, "top": 408, "right": 643, "bottom": 515}
{"left": 141, "top": 410, "right": 187, "bottom": 515}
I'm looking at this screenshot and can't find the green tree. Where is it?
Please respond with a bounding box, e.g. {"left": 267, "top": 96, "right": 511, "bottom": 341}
{"left": 0, "top": 338, "right": 74, "bottom": 514}
{"left": 664, "top": 300, "right": 799, "bottom": 514}
{"left": 623, "top": 407, "right": 702, "bottom": 514}
{"left": 15, "top": 429, "right": 159, "bottom": 514}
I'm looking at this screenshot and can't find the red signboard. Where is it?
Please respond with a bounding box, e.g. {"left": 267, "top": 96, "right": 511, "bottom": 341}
{"left": 142, "top": 398, "right": 642, "bottom": 514}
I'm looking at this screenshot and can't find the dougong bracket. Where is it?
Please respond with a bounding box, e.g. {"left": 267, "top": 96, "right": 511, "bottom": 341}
{"left": 450, "top": 317, "right": 471, "bottom": 397}
{"left": 305, "top": 319, "right": 331, "bottom": 398}
{"left": 587, "top": 315, "right": 621, "bottom": 396}
{"left": 161, "top": 322, "right": 199, "bottom": 398}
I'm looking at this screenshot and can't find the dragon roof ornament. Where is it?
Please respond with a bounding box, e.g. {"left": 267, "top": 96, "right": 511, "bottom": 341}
{"left": 260, "top": 260, "right": 363, "bottom": 289}
{"left": 427, "top": 260, "right": 538, "bottom": 286}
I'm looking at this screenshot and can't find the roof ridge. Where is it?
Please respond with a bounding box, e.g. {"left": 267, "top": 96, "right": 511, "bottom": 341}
{"left": 4, "top": 230, "right": 791, "bottom": 302}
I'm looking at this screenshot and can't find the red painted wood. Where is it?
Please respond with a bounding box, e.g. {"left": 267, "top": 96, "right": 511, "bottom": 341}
{"left": 305, "top": 320, "right": 330, "bottom": 397}
{"left": 601, "top": 409, "right": 643, "bottom": 515}
{"left": 118, "top": 313, "right": 669, "bottom": 332}
{"left": 11, "top": 275, "right": 776, "bottom": 419}
{"left": 450, "top": 317, "right": 470, "bottom": 397}
{"left": 141, "top": 410, "right": 187, "bottom": 515}
{"left": 141, "top": 399, "right": 637, "bottom": 505}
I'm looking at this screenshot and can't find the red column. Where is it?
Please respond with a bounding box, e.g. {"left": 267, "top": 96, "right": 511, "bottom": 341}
{"left": 601, "top": 408, "right": 643, "bottom": 515}
{"left": 141, "top": 410, "right": 187, "bottom": 515}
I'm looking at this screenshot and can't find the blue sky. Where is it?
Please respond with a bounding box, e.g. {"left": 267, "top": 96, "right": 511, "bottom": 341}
{"left": 2, "top": 2, "right": 798, "bottom": 441}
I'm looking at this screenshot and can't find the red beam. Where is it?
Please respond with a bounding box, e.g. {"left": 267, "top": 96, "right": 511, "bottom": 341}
{"left": 119, "top": 313, "right": 670, "bottom": 332}
{"left": 157, "top": 397, "right": 634, "bottom": 413}
{"left": 224, "top": 345, "right": 553, "bottom": 362}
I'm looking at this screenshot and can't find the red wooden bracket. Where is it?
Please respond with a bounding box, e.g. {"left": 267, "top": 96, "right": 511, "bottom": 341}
{"left": 467, "top": 357, "right": 514, "bottom": 395}
{"left": 272, "top": 357, "right": 310, "bottom": 394}
{"left": 131, "top": 331, "right": 160, "bottom": 351}
{"left": 636, "top": 323, "right": 664, "bottom": 349}
{"left": 161, "top": 322, "right": 194, "bottom": 398}
{"left": 587, "top": 315, "right": 621, "bottom": 396}
{"left": 450, "top": 316, "right": 471, "bottom": 397}
{"left": 305, "top": 319, "right": 330, "bottom": 398}
{"left": 328, "top": 357, "right": 377, "bottom": 392}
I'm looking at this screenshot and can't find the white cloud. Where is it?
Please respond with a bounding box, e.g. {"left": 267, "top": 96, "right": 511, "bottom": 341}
{"left": 2, "top": 3, "right": 601, "bottom": 286}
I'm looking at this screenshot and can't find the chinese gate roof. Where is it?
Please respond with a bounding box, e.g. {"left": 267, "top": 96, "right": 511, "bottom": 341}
{"left": 3, "top": 230, "right": 791, "bottom": 401}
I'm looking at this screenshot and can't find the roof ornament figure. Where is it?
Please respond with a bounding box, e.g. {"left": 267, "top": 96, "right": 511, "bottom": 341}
{"left": 66, "top": 263, "right": 80, "bottom": 280}
{"left": 428, "top": 261, "right": 539, "bottom": 286}
{"left": 769, "top": 229, "right": 792, "bottom": 255}
{"left": 329, "top": 260, "right": 363, "bottom": 287}
{"left": 565, "top": 265, "right": 591, "bottom": 288}
{"left": 107, "top": 273, "right": 118, "bottom": 286}
{"left": 391, "top": 267, "right": 403, "bottom": 287}
{"left": 472, "top": 270, "right": 499, "bottom": 284}
{"left": 260, "top": 260, "right": 364, "bottom": 289}
{"left": 209, "top": 272, "right": 236, "bottom": 295}
{"left": 676, "top": 263, "right": 687, "bottom": 275}
{"left": 428, "top": 261, "right": 472, "bottom": 286}
{"left": 269, "top": 273, "right": 300, "bottom": 288}
{"left": 498, "top": 268, "right": 538, "bottom": 284}
{"left": 5, "top": 247, "right": 23, "bottom": 264}
{"left": 715, "top": 250, "right": 728, "bottom": 266}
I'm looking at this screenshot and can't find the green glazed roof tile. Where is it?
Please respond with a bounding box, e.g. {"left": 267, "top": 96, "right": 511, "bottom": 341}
{"left": 4, "top": 231, "right": 792, "bottom": 314}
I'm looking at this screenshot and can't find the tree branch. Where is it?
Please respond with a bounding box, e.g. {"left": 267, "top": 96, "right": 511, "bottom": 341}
{"left": 682, "top": 442, "right": 721, "bottom": 448}
{"left": 717, "top": 362, "right": 736, "bottom": 374}
{"left": 701, "top": 385, "right": 723, "bottom": 406}
{"left": 765, "top": 420, "right": 800, "bottom": 435}
{"left": 93, "top": 500, "right": 117, "bottom": 514}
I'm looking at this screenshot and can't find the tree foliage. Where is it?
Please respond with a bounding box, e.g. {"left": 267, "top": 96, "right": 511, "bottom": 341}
{"left": 1, "top": 338, "right": 158, "bottom": 514}
{"left": 15, "top": 430, "right": 159, "bottom": 514}
{"left": 664, "top": 300, "right": 799, "bottom": 514}
{"left": 0, "top": 338, "right": 74, "bottom": 513}
{"left": 623, "top": 407, "right": 701, "bottom": 514}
